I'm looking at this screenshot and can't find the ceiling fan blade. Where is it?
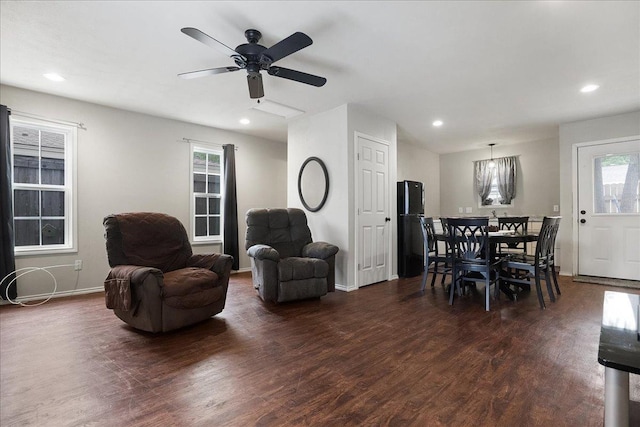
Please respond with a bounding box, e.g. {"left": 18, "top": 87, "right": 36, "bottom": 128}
{"left": 260, "top": 32, "right": 312, "bottom": 64}
{"left": 247, "top": 73, "right": 264, "bottom": 99}
{"left": 178, "top": 66, "right": 240, "bottom": 79}
{"left": 268, "top": 66, "right": 327, "bottom": 87}
{"left": 181, "top": 27, "right": 244, "bottom": 60}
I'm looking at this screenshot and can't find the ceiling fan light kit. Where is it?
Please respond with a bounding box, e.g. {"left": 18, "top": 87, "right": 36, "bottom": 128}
{"left": 180, "top": 27, "right": 327, "bottom": 99}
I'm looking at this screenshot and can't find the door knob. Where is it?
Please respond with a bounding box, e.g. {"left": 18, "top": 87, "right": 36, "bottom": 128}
{"left": 580, "top": 210, "right": 586, "bottom": 215}
{"left": 580, "top": 219, "right": 586, "bottom": 224}
{"left": 385, "top": 217, "right": 391, "bottom": 222}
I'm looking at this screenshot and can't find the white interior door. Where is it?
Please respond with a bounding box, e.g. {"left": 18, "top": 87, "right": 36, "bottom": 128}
{"left": 356, "top": 134, "right": 390, "bottom": 287}
{"left": 577, "top": 139, "right": 640, "bottom": 281}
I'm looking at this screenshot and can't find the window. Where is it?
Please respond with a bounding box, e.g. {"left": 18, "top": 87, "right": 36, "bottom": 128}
{"left": 10, "top": 117, "right": 77, "bottom": 254}
{"left": 593, "top": 152, "right": 640, "bottom": 214}
{"left": 475, "top": 157, "right": 517, "bottom": 208}
{"left": 482, "top": 174, "right": 512, "bottom": 207}
{"left": 190, "top": 145, "right": 224, "bottom": 242}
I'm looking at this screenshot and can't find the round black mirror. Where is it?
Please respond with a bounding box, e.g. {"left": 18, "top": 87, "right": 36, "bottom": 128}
{"left": 298, "top": 157, "right": 329, "bottom": 212}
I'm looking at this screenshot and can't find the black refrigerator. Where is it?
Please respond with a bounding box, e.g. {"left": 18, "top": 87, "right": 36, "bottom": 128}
{"left": 397, "top": 180, "right": 424, "bottom": 278}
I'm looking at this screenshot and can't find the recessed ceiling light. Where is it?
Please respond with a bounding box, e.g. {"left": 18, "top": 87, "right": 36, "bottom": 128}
{"left": 239, "top": 118, "right": 250, "bottom": 125}
{"left": 43, "top": 73, "right": 65, "bottom": 82}
{"left": 432, "top": 120, "right": 443, "bottom": 127}
{"left": 580, "top": 84, "right": 599, "bottom": 93}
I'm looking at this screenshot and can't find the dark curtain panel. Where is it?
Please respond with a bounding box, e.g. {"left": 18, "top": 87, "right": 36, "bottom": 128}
{"left": 223, "top": 144, "right": 239, "bottom": 270}
{"left": 0, "top": 105, "right": 16, "bottom": 300}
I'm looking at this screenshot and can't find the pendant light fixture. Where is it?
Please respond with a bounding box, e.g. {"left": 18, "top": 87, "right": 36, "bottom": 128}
{"left": 488, "top": 143, "right": 496, "bottom": 169}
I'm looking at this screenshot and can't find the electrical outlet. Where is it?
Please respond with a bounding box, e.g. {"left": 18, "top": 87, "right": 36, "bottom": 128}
{"left": 465, "top": 207, "right": 473, "bottom": 214}
{"left": 553, "top": 205, "right": 559, "bottom": 212}
{"left": 458, "top": 207, "right": 463, "bottom": 214}
{"left": 74, "top": 260, "right": 83, "bottom": 271}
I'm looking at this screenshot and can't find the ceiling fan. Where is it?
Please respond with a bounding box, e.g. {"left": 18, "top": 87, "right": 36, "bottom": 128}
{"left": 179, "top": 27, "right": 327, "bottom": 99}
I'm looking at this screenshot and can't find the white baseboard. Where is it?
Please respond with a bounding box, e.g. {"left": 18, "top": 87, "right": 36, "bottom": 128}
{"left": 335, "top": 275, "right": 399, "bottom": 292}
{"left": 1, "top": 269, "right": 253, "bottom": 306}
{"left": 335, "top": 283, "right": 359, "bottom": 292}
{"left": 0, "top": 286, "right": 104, "bottom": 306}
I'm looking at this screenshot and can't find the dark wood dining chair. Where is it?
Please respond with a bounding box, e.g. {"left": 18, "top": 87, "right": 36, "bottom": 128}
{"left": 497, "top": 216, "right": 529, "bottom": 255}
{"left": 547, "top": 217, "right": 562, "bottom": 296}
{"left": 428, "top": 217, "right": 455, "bottom": 287}
{"left": 418, "top": 217, "right": 451, "bottom": 291}
{"left": 500, "top": 216, "right": 561, "bottom": 309}
{"left": 447, "top": 217, "right": 502, "bottom": 311}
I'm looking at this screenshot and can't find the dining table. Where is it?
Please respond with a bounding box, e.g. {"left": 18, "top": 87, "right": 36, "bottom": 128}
{"left": 434, "top": 229, "right": 539, "bottom": 300}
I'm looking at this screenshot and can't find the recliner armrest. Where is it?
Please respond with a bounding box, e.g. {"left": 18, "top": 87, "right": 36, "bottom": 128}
{"left": 210, "top": 254, "right": 234, "bottom": 279}
{"left": 108, "top": 265, "right": 164, "bottom": 285}
{"left": 302, "top": 242, "right": 339, "bottom": 260}
{"left": 188, "top": 253, "right": 234, "bottom": 278}
{"left": 104, "top": 265, "right": 164, "bottom": 311}
{"left": 247, "top": 244, "right": 280, "bottom": 262}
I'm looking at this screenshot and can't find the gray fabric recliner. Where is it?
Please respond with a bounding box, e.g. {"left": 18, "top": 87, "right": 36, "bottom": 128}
{"left": 245, "top": 208, "right": 339, "bottom": 303}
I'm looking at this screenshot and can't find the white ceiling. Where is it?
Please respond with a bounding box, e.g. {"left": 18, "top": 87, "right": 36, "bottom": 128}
{"left": 1, "top": 1, "right": 639, "bottom": 153}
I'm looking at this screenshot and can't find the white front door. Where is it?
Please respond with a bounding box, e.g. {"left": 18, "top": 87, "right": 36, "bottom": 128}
{"left": 577, "top": 139, "right": 640, "bottom": 281}
{"left": 356, "top": 134, "right": 390, "bottom": 287}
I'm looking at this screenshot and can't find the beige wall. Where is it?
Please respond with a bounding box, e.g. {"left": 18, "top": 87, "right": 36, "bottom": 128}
{"left": 347, "top": 105, "right": 398, "bottom": 283}
{"left": 439, "top": 138, "right": 560, "bottom": 218}
{"left": 288, "top": 104, "right": 398, "bottom": 289}
{"left": 5, "top": 81, "right": 635, "bottom": 301}
{"left": 1, "top": 85, "right": 287, "bottom": 301}
{"left": 397, "top": 140, "right": 440, "bottom": 217}
{"left": 558, "top": 110, "right": 640, "bottom": 276}
{"left": 288, "top": 105, "right": 350, "bottom": 287}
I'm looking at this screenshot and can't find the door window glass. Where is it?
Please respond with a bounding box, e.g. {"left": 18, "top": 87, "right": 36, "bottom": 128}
{"left": 593, "top": 152, "right": 639, "bottom": 214}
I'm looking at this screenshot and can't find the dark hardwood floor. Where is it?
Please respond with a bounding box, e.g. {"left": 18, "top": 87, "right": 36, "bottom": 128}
{"left": 1, "top": 272, "right": 638, "bottom": 426}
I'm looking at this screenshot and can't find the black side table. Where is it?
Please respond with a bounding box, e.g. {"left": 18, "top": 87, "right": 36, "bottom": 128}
{"left": 597, "top": 291, "right": 640, "bottom": 427}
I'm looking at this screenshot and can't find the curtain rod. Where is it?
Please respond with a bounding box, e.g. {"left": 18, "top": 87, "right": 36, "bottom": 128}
{"left": 181, "top": 138, "right": 238, "bottom": 150}
{"left": 9, "top": 109, "right": 87, "bottom": 130}
{"left": 474, "top": 154, "right": 520, "bottom": 162}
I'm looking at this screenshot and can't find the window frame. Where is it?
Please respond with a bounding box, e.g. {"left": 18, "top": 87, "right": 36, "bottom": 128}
{"left": 10, "top": 116, "right": 78, "bottom": 255}
{"left": 189, "top": 143, "right": 224, "bottom": 244}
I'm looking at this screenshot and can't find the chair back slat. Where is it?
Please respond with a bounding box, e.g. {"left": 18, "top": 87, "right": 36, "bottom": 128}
{"left": 420, "top": 216, "right": 443, "bottom": 255}
{"left": 498, "top": 216, "right": 529, "bottom": 252}
{"left": 548, "top": 217, "right": 561, "bottom": 257}
{"left": 498, "top": 216, "right": 529, "bottom": 233}
{"left": 422, "top": 217, "right": 438, "bottom": 253}
{"left": 419, "top": 216, "right": 430, "bottom": 254}
{"left": 440, "top": 217, "right": 450, "bottom": 236}
{"left": 535, "top": 216, "right": 561, "bottom": 264}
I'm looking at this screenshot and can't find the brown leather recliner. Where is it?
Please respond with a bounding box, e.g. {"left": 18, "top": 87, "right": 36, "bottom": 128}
{"left": 245, "top": 208, "right": 339, "bottom": 303}
{"left": 103, "top": 212, "right": 233, "bottom": 332}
